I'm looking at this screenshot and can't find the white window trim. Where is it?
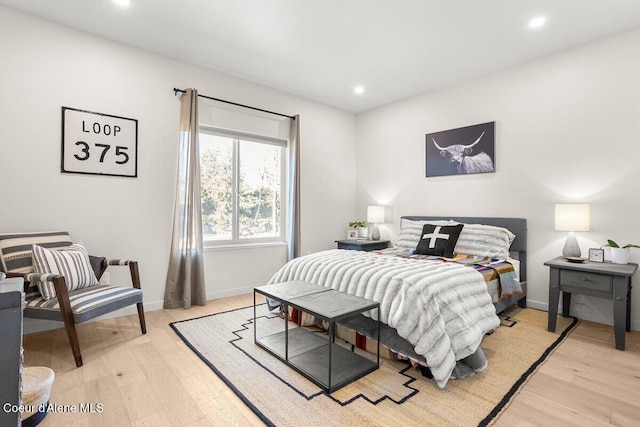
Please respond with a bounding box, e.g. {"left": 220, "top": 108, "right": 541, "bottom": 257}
{"left": 204, "top": 241, "right": 287, "bottom": 252}
{"left": 200, "top": 125, "right": 289, "bottom": 249}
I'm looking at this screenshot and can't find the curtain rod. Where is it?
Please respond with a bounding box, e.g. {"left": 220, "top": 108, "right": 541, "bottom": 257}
{"left": 173, "top": 88, "right": 295, "bottom": 119}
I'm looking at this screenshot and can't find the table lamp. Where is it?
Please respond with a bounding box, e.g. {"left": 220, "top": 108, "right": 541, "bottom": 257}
{"left": 555, "top": 203, "right": 590, "bottom": 258}
{"left": 367, "top": 205, "right": 385, "bottom": 241}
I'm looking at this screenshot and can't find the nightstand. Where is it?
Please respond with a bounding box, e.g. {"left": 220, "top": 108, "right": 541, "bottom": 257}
{"left": 335, "top": 240, "right": 389, "bottom": 251}
{"left": 544, "top": 256, "right": 638, "bottom": 350}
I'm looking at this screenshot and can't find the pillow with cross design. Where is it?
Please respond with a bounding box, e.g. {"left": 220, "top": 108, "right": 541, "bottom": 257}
{"left": 414, "top": 223, "right": 464, "bottom": 258}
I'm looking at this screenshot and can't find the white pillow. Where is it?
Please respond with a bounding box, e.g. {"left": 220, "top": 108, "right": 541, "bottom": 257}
{"left": 32, "top": 242, "right": 99, "bottom": 300}
{"left": 454, "top": 223, "right": 516, "bottom": 259}
{"left": 396, "top": 219, "right": 516, "bottom": 259}
{"left": 396, "top": 219, "right": 456, "bottom": 248}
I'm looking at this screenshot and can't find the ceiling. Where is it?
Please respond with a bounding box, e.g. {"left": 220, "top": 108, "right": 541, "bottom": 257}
{"left": 3, "top": 0, "right": 640, "bottom": 113}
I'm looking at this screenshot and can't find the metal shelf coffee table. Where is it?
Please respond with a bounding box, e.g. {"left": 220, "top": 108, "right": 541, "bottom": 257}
{"left": 254, "top": 281, "right": 380, "bottom": 393}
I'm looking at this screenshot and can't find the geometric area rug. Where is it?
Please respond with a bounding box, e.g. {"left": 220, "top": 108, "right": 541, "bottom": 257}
{"left": 170, "top": 305, "right": 578, "bottom": 427}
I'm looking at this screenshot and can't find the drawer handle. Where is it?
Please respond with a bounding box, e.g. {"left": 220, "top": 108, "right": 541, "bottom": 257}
{"left": 581, "top": 277, "right": 589, "bottom": 282}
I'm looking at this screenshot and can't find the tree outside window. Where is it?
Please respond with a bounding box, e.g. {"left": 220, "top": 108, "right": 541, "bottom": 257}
{"left": 199, "top": 128, "right": 285, "bottom": 245}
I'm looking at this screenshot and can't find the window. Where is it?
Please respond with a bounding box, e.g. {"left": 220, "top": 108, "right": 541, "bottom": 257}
{"left": 199, "top": 126, "right": 287, "bottom": 246}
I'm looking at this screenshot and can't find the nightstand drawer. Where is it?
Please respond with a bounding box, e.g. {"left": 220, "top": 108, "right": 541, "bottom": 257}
{"left": 560, "top": 270, "right": 612, "bottom": 293}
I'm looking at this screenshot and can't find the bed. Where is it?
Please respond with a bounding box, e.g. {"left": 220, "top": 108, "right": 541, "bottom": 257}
{"left": 402, "top": 216, "right": 527, "bottom": 313}
{"left": 267, "top": 216, "right": 527, "bottom": 388}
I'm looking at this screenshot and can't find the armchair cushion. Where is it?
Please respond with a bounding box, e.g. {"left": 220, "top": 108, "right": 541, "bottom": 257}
{"left": 25, "top": 285, "right": 143, "bottom": 323}
{"left": 32, "top": 243, "right": 98, "bottom": 300}
{"left": 0, "top": 231, "right": 72, "bottom": 274}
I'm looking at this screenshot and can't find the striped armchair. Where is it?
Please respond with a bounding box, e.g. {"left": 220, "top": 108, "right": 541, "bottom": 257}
{"left": 0, "top": 231, "right": 146, "bottom": 367}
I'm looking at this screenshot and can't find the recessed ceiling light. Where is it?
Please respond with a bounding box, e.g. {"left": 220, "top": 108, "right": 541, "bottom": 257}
{"left": 528, "top": 16, "right": 547, "bottom": 29}
{"left": 113, "top": 0, "right": 131, "bottom": 7}
{"left": 354, "top": 86, "right": 365, "bottom": 95}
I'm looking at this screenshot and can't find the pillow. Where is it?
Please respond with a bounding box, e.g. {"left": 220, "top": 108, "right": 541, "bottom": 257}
{"left": 454, "top": 223, "right": 516, "bottom": 259}
{"left": 32, "top": 243, "right": 99, "bottom": 300}
{"left": 396, "top": 219, "right": 456, "bottom": 248}
{"left": 0, "top": 231, "right": 72, "bottom": 274}
{"left": 414, "top": 224, "right": 464, "bottom": 258}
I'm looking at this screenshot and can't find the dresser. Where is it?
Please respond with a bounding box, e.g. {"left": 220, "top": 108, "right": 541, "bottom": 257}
{"left": 0, "top": 277, "right": 24, "bottom": 427}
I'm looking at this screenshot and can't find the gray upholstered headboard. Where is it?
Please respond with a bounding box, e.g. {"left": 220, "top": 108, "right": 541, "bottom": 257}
{"left": 401, "top": 216, "right": 527, "bottom": 283}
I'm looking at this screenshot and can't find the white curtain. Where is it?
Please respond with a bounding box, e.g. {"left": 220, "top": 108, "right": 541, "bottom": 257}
{"left": 164, "top": 88, "right": 207, "bottom": 309}
{"left": 287, "top": 115, "right": 301, "bottom": 261}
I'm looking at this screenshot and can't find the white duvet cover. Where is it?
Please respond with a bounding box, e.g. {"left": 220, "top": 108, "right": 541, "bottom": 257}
{"left": 268, "top": 249, "right": 501, "bottom": 388}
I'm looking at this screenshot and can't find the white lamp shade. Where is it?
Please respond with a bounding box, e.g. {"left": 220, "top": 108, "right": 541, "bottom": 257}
{"left": 367, "top": 205, "right": 385, "bottom": 224}
{"left": 554, "top": 203, "right": 590, "bottom": 232}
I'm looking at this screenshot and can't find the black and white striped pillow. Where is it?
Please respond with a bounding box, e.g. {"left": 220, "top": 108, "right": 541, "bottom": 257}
{"left": 32, "top": 243, "right": 99, "bottom": 300}
{"left": 0, "top": 231, "right": 72, "bottom": 274}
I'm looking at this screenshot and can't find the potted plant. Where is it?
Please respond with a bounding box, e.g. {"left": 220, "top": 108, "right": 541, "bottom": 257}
{"left": 349, "top": 221, "right": 368, "bottom": 239}
{"left": 604, "top": 240, "right": 640, "bottom": 264}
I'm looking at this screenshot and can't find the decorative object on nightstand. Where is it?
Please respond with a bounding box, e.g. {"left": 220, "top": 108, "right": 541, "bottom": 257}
{"left": 604, "top": 240, "right": 639, "bottom": 265}
{"left": 554, "top": 203, "right": 590, "bottom": 259}
{"left": 346, "top": 230, "right": 358, "bottom": 240}
{"left": 335, "top": 239, "right": 389, "bottom": 252}
{"left": 588, "top": 248, "right": 604, "bottom": 263}
{"left": 545, "top": 256, "right": 638, "bottom": 350}
{"left": 367, "top": 205, "right": 385, "bottom": 241}
{"left": 348, "top": 221, "right": 368, "bottom": 239}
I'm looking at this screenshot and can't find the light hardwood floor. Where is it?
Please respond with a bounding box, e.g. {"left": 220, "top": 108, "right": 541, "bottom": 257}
{"left": 23, "top": 294, "right": 640, "bottom": 427}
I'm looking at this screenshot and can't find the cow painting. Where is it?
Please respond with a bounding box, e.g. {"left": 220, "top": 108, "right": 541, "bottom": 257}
{"left": 431, "top": 132, "right": 494, "bottom": 174}
{"left": 425, "top": 122, "right": 495, "bottom": 177}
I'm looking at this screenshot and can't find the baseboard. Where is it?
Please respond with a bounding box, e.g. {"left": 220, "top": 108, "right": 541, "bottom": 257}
{"left": 22, "top": 300, "right": 165, "bottom": 335}
{"left": 207, "top": 285, "right": 256, "bottom": 301}
{"left": 520, "top": 298, "right": 640, "bottom": 332}
{"left": 27, "top": 290, "right": 637, "bottom": 335}
{"left": 22, "top": 287, "right": 255, "bottom": 335}
{"left": 522, "top": 299, "right": 547, "bottom": 312}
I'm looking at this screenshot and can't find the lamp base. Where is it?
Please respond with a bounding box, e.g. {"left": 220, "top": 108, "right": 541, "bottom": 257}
{"left": 371, "top": 223, "right": 380, "bottom": 240}
{"left": 562, "top": 232, "right": 581, "bottom": 258}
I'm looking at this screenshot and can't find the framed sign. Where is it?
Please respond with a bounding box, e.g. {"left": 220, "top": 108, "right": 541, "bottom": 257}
{"left": 425, "top": 121, "right": 495, "bottom": 177}
{"left": 61, "top": 107, "right": 138, "bottom": 177}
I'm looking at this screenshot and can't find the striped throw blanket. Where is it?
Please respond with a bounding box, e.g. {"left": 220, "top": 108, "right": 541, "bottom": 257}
{"left": 379, "top": 247, "right": 523, "bottom": 301}
{"left": 268, "top": 249, "right": 501, "bottom": 388}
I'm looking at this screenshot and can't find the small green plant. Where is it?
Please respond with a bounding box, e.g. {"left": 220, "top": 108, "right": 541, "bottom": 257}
{"left": 348, "top": 221, "right": 367, "bottom": 228}
{"left": 605, "top": 240, "right": 640, "bottom": 249}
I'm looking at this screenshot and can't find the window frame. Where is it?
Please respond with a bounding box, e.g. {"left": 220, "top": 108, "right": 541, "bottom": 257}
{"left": 199, "top": 125, "right": 288, "bottom": 249}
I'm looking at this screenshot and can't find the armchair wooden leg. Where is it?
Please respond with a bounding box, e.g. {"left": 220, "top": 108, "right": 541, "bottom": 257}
{"left": 63, "top": 321, "right": 83, "bottom": 368}
{"left": 129, "top": 262, "right": 146, "bottom": 334}
{"left": 53, "top": 277, "right": 83, "bottom": 367}
{"left": 137, "top": 302, "right": 147, "bottom": 334}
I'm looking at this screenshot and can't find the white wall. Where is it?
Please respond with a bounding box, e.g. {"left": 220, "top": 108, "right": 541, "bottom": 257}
{"left": 4, "top": 4, "right": 639, "bottom": 334}
{"left": 356, "top": 27, "right": 640, "bottom": 329}
{"left": 0, "top": 6, "right": 357, "bottom": 332}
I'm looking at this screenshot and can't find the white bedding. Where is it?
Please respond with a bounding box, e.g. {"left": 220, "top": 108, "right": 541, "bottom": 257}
{"left": 509, "top": 257, "right": 521, "bottom": 282}
{"left": 268, "top": 249, "right": 501, "bottom": 388}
